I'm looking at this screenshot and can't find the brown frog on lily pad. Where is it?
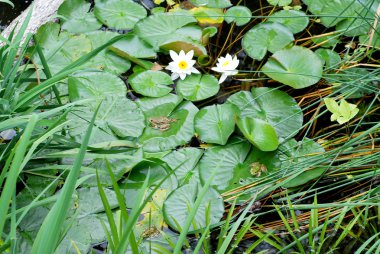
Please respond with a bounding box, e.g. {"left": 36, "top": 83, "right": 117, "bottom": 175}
{"left": 149, "top": 116, "right": 177, "bottom": 131}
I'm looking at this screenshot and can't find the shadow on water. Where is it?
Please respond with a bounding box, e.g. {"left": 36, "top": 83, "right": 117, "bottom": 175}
{"left": 0, "top": 0, "right": 34, "bottom": 28}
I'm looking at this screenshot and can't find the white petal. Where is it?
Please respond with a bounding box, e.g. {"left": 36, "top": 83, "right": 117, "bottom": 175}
{"left": 179, "top": 73, "right": 187, "bottom": 80}
{"left": 191, "top": 67, "right": 200, "bottom": 74}
{"left": 219, "top": 73, "right": 228, "bottom": 84}
{"left": 186, "top": 50, "right": 194, "bottom": 60}
{"left": 211, "top": 66, "right": 222, "bottom": 72}
{"left": 169, "top": 50, "right": 179, "bottom": 61}
{"left": 171, "top": 72, "right": 180, "bottom": 80}
{"left": 225, "top": 54, "right": 232, "bottom": 61}
{"left": 188, "top": 59, "right": 196, "bottom": 67}
{"left": 165, "top": 65, "right": 173, "bottom": 71}
{"left": 179, "top": 50, "right": 186, "bottom": 58}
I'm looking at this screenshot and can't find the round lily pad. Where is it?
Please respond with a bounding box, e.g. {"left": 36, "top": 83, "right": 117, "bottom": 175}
{"left": 134, "top": 13, "right": 197, "bottom": 49}
{"left": 190, "top": 0, "right": 232, "bottom": 8}
{"left": 176, "top": 74, "right": 219, "bottom": 101}
{"left": 225, "top": 6, "right": 252, "bottom": 26}
{"left": 129, "top": 70, "right": 173, "bottom": 97}
{"left": 94, "top": 0, "right": 147, "bottom": 29}
{"left": 242, "top": 22, "right": 294, "bottom": 60}
{"left": 267, "top": 0, "right": 291, "bottom": 6}
{"left": 194, "top": 104, "right": 239, "bottom": 145}
{"left": 163, "top": 183, "right": 224, "bottom": 232}
{"left": 68, "top": 97, "right": 145, "bottom": 144}
{"left": 236, "top": 117, "right": 279, "bottom": 151}
{"left": 199, "top": 138, "right": 251, "bottom": 192}
{"left": 68, "top": 71, "right": 126, "bottom": 101}
{"left": 162, "top": 148, "right": 203, "bottom": 181}
{"left": 315, "top": 48, "right": 341, "bottom": 69}
{"left": 85, "top": 31, "right": 131, "bottom": 74}
{"left": 261, "top": 46, "right": 323, "bottom": 89}
{"left": 227, "top": 88, "right": 303, "bottom": 139}
{"left": 268, "top": 10, "right": 309, "bottom": 34}
{"left": 58, "top": 0, "right": 102, "bottom": 33}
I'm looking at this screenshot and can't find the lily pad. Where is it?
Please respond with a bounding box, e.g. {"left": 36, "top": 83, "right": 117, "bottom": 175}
{"left": 194, "top": 104, "right": 239, "bottom": 145}
{"left": 85, "top": 31, "right": 132, "bottom": 74}
{"left": 236, "top": 117, "right": 279, "bottom": 151}
{"left": 199, "top": 138, "right": 251, "bottom": 191}
{"left": 176, "top": 74, "right": 219, "bottom": 101}
{"left": 227, "top": 88, "right": 303, "bottom": 139}
{"left": 138, "top": 97, "right": 199, "bottom": 152}
{"left": 120, "top": 159, "right": 178, "bottom": 208}
{"left": 190, "top": 0, "right": 232, "bottom": 8}
{"left": 58, "top": 0, "right": 102, "bottom": 33}
{"left": 268, "top": 0, "right": 291, "bottom": 6}
{"left": 268, "top": 10, "right": 309, "bottom": 34}
{"left": 261, "top": 46, "right": 323, "bottom": 89}
{"left": 315, "top": 48, "right": 341, "bottom": 69}
{"left": 33, "top": 22, "right": 92, "bottom": 74}
{"left": 68, "top": 97, "right": 145, "bottom": 144}
{"left": 68, "top": 71, "right": 126, "bottom": 101}
{"left": 94, "top": 0, "right": 147, "bottom": 29}
{"left": 110, "top": 33, "right": 157, "bottom": 59}
{"left": 225, "top": 6, "right": 252, "bottom": 26}
{"left": 129, "top": 70, "right": 173, "bottom": 97}
{"left": 242, "top": 22, "right": 294, "bottom": 60}
{"left": 190, "top": 7, "right": 224, "bottom": 25}
{"left": 134, "top": 13, "right": 197, "bottom": 49}
{"left": 162, "top": 148, "right": 203, "bottom": 181}
{"left": 163, "top": 183, "right": 224, "bottom": 232}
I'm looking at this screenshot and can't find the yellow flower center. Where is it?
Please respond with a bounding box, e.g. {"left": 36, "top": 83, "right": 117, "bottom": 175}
{"left": 222, "top": 60, "right": 230, "bottom": 67}
{"left": 178, "top": 60, "right": 188, "bottom": 70}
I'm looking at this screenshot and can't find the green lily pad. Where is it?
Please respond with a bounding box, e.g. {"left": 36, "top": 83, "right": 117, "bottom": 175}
{"left": 278, "top": 138, "right": 325, "bottom": 170}
{"left": 282, "top": 167, "right": 326, "bottom": 188}
{"left": 199, "top": 138, "right": 251, "bottom": 191}
{"left": 190, "top": 0, "right": 232, "bottom": 8}
{"left": 162, "top": 148, "right": 203, "bottom": 182}
{"left": 129, "top": 70, "right": 173, "bottom": 97}
{"left": 110, "top": 33, "right": 157, "bottom": 59}
{"left": 163, "top": 183, "right": 224, "bottom": 232}
{"left": 68, "top": 97, "right": 145, "bottom": 144}
{"left": 137, "top": 94, "right": 183, "bottom": 118}
{"left": 68, "top": 71, "right": 126, "bottom": 101}
{"left": 267, "top": 0, "right": 291, "bottom": 6}
{"left": 190, "top": 7, "right": 224, "bottom": 25}
{"left": 94, "top": 0, "right": 147, "bottom": 29}
{"left": 120, "top": 159, "right": 178, "bottom": 208}
{"left": 138, "top": 97, "right": 198, "bottom": 152}
{"left": 262, "top": 46, "right": 323, "bottom": 89}
{"left": 315, "top": 48, "right": 341, "bottom": 69}
{"left": 33, "top": 22, "right": 92, "bottom": 74}
{"left": 242, "top": 22, "right": 294, "bottom": 60}
{"left": 58, "top": 0, "right": 102, "bottom": 33}
{"left": 236, "top": 117, "right": 279, "bottom": 151}
{"left": 225, "top": 6, "right": 252, "bottom": 26}
{"left": 227, "top": 88, "right": 303, "bottom": 139}
{"left": 160, "top": 37, "right": 207, "bottom": 57}
{"left": 176, "top": 74, "right": 219, "bottom": 101}
{"left": 268, "top": 10, "right": 309, "bottom": 34}
{"left": 134, "top": 13, "right": 197, "bottom": 49}
{"left": 194, "top": 104, "right": 239, "bottom": 145}
{"left": 85, "top": 31, "right": 131, "bottom": 74}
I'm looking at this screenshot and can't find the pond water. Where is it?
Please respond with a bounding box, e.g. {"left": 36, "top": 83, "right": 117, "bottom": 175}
{"left": 0, "top": 0, "right": 33, "bottom": 28}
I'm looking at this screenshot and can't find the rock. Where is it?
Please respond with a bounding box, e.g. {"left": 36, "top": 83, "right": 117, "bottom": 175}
{"left": 1, "top": 0, "right": 64, "bottom": 40}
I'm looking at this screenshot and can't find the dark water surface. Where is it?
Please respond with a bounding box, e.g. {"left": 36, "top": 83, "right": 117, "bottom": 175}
{"left": 0, "top": 0, "right": 33, "bottom": 28}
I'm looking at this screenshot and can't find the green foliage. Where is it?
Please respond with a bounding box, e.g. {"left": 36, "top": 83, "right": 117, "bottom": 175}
{"left": 1, "top": 0, "right": 379, "bottom": 253}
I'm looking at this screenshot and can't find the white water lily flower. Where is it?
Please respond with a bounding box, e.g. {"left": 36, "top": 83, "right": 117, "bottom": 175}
{"left": 166, "top": 50, "right": 200, "bottom": 80}
{"left": 212, "top": 53, "right": 239, "bottom": 84}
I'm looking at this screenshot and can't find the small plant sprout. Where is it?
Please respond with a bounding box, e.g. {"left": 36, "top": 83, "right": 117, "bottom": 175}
{"left": 324, "top": 98, "right": 359, "bottom": 124}
{"left": 212, "top": 53, "right": 239, "bottom": 84}
{"left": 166, "top": 50, "right": 200, "bottom": 80}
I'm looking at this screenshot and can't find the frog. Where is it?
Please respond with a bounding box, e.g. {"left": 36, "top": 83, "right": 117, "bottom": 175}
{"left": 141, "top": 226, "right": 161, "bottom": 238}
{"left": 249, "top": 162, "right": 268, "bottom": 177}
{"left": 149, "top": 116, "right": 177, "bottom": 131}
